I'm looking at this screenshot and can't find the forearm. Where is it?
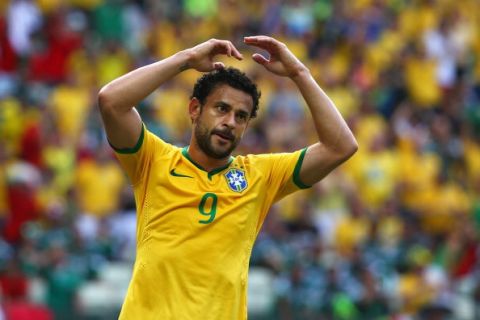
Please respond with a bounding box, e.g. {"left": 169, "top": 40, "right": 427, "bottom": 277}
{"left": 244, "top": 35, "right": 357, "bottom": 184}
{"left": 292, "top": 70, "right": 357, "bottom": 154}
{"left": 98, "top": 50, "right": 191, "bottom": 113}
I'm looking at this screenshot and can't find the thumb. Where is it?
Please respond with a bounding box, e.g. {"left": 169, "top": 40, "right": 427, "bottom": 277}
{"left": 252, "top": 53, "right": 269, "bottom": 66}
{"left": 213, "top": 62, "right": 225, "bottom": 69}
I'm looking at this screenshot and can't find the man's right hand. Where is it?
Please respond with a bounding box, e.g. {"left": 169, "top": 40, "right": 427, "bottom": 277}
{"left": 183, "top": 39, "right": 243, "bottom": 72}
{"left": 98, "top": 39, "right": 242, "bottom": 151}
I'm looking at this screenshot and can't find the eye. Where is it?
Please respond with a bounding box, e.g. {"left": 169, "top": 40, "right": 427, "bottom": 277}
{"left": 236, "top": 112, "right": 249, "bottom": 123}
{"left": 217, "top": 104, "right": 228, "bottom": 113}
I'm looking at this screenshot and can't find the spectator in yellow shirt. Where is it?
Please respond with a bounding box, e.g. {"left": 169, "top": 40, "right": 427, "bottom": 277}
{"left": 75, "top": 145, "right": 124, "bottom": 218}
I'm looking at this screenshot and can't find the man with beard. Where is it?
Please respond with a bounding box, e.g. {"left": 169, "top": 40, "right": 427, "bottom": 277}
{"left": 98, "top": 36, "right": 358, "bottom": 319}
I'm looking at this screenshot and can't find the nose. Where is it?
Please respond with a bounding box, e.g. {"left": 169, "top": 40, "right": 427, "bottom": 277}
{"left": 224, "top": 111, "right": 236, "bottom": 128}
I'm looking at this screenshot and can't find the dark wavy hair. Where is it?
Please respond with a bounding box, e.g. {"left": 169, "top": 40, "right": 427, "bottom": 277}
{"left": 190, "top": 67, "right": 261, "bottom": 118}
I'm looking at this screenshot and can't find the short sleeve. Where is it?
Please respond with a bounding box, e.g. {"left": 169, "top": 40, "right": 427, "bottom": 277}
{"left": 253, "top": 147, "right": 311, "bottom": 203}
{"left": 110, "top": 124, "right": 174, "bottom": 185}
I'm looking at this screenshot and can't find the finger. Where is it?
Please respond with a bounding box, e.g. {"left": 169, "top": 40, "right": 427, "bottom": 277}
{"left": 211, "top": 39, "right": 243, "bottom": 60}
{"left": 222, "top": 41, "right": 232, "bottom": 57}
{"left": 211, "top": 40, "right": 231, "bottom": 57}
{"left": 221, "top": 40, "right": 243, "bottom": 60}
{"left": 244, "top": 36, "right": 278, "bottom": 49}
{"left": 213, "top": 62, "right": 225, "bottom": 69}
{"left": 244, "top": 41, "right": 274, "bottom": 52}
{"left": 225, "top": 42, "right": 232, "bottom": 57}
{"left": 229, "top": 42, "right": 243, "bottom": 60}
{"left": 251, "top": 53, "right": 269, "bottom": 65}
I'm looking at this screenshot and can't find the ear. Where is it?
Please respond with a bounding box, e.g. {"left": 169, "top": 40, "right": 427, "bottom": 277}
{"left": 188, "top": 98, "right": 202, "bottom": 123}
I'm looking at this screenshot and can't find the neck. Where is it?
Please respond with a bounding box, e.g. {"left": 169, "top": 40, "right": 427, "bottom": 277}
{"left": 188, "top": 139, "right": 231, "bottom": 172}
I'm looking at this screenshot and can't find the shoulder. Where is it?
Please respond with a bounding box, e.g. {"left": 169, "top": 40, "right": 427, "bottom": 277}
{"left": 143, "top": 129, "right": 180, "bottom": 156}
{"left": 235, "top": 149, "right": 305, "bottom": 165}
{"left": 231, "top": 151, "right": 302, "bottom": 177}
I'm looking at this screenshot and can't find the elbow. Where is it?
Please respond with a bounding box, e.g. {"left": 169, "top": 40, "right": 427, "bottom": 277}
{"left": 97, "top": 85, "right": 114, "bottom": 114}
{"left": 349, "top": 137, "right": 359, "bottom": 156}
{"left": 340, "top": 137, "right": 358, "bottom": 162}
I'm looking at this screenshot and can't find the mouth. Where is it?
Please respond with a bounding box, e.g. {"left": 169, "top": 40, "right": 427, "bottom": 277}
{"left": 212, "top": 130, "right": 234, "bottom": 142}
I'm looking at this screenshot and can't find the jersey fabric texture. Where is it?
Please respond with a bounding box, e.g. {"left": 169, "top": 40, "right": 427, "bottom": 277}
{"left": 112, "top": 125, "right": 309, "bottom": 320}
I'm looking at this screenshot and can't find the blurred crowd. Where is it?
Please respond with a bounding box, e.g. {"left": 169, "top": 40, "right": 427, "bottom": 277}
{"left": 0, "top": 0, "right": 479, "bottom": 319}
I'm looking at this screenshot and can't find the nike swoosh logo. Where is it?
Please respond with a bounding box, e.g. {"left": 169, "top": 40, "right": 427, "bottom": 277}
{"left": 170, "top": 169, "right": 193, "bottom": 178}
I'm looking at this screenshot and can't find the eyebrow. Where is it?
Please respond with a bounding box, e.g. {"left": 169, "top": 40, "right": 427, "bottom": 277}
{"left": 236, "top": 110, "right": 249, "bottom": 118}
{"left": 215, "top": 101, "right": 231, "bottom": 109}
{"left": 216, "top": 101, "right": 250, "bottom": 116}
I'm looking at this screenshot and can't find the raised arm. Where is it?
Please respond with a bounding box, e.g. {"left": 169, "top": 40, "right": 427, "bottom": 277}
{"left": 244, "top": 35, "right": 358, "bottom": 186}
{"left": 97, "top": 39, "right": 243, "bottom": 149}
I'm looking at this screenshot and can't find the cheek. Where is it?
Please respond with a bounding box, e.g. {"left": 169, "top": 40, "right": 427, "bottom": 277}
{"left": 236, "top": 127, "right": 247, "bottom": 139}
{"left": 196, "top": 113, "right": 211, "bottom": 127}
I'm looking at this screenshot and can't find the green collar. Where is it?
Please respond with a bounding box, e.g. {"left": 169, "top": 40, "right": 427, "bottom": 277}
{"left": 181, "top": 146, "right": 234, "bottom": 180}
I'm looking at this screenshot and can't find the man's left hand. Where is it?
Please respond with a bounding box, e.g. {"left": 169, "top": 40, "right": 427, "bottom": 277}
{"left": 244, "top": 35, "right": 308, "bottom": 79}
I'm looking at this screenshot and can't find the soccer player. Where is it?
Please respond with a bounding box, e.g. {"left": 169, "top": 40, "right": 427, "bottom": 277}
{"left": 98, "top": 36, "right": 358, "bottom": 319}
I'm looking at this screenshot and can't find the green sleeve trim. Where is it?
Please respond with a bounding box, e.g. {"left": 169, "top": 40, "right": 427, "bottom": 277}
{"left": 182, "top": 146, "right": 234, "bottom": 180}
{"left": 109, "top": 124, "right": 145, "bottom": 154}
{"left": 182, "top": 146, "right": 206, "bottom": 171}
{"left": 293, "top": 147, "right": 311, "bottom": 189}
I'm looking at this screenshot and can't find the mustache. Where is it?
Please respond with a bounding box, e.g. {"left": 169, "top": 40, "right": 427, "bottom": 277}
{"left": 211, "top": 129, "right": 235, "bottom": 141}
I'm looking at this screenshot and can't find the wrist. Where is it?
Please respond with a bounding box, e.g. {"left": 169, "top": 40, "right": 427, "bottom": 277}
{"left": 290, "top": 67, "right": 311, "bottom": 82}
{"left": 174, "top": 50, "right": 193, "bottom": 72}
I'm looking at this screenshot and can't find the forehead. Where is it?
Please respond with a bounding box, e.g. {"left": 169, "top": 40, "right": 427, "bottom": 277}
{"left": 205, "top": 84, "right": 254, "bottom": 112}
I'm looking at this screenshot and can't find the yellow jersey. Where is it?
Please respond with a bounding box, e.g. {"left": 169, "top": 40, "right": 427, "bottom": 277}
{"left": 113, "top": 126, "right": 309, "bottom": 320}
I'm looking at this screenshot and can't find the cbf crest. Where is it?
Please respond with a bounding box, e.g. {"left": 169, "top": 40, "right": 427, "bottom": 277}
{"left": 224, "top": 169, "right": 248, "bottom": 192}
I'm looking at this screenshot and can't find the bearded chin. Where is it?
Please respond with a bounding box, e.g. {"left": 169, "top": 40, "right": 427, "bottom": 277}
{"left": 194, "top": 123, "right": 237, "bottom": 159}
